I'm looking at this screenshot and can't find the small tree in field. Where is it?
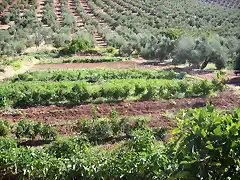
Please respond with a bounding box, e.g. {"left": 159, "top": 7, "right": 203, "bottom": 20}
{"left": 68, "top": 38, "right": 91, "bottom": 54}
{"left": 173, "top": 36, "right": 196, "bottom": 67}
{"left": 173, "top": 35, "right": 228, "bottom": 69}
{"left": 52, "top": 33, "right": 70, "bottom": 48}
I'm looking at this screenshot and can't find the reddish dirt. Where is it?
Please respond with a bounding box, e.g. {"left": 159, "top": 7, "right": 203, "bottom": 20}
{"left": 32, "top": 61, "right": 143, "bottom": 70}
{"left": 1, "top": 89, "right": 239, "bottom": 134}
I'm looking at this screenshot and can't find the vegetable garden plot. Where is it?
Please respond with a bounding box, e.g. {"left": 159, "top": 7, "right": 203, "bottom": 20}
{"left": 0, "top": 78, "right": 224, "bottom": 107}
{"left": 10, "top": 68, "right": 179, "bottom": 82}
{"left": 0, "top": 106, "right": 240, "bottom": 179}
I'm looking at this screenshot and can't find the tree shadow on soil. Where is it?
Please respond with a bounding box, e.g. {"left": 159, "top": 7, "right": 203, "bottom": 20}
{"left": 18, "top": 140, "right": 52, "bottom": 147}
{"left": 140, "top": 61, "right": 214, "bottom": 76}
{"left": 140, "top": 61, "right": 172, "bottom": 67}
{"left": 226, "top": 77, "right": 240, "bottom": 86}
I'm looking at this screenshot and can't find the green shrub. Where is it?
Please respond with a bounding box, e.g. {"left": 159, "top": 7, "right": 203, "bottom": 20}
{"left": 71, "top": 83, "right": 90, "bottom": 103}
{"left": 126, "top": 129, "right": 155, "bottom": 153}
{"left": 76, "top": 118, "right": 113, "bottom": 142}
{"left": 171, "top": 105, "right": 240, "bottom": 179}
{"left": 40, "top": 124, "right": 58, "bottom": 140}
{"left": 15, "top": 119, "right": 41, "bottom": 139}
{"left": 0, "top": 119, "right": 9, "bottom": 137}
{"left": 68, "top": 38, "right": 91, "bottom": 54}
{"left": 0, "top": 137, "right": 17, "bottom": 150}
{"left": 152, "top": 127, "right": 168, "bottom": 140}
{"left": 47, "top": 136, "right": 90, "bottom": 158}
{"left": 0, "top": 96, "right": 7, "bottom": 107}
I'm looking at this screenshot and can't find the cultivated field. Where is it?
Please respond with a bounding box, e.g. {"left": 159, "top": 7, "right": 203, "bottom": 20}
{"left": 0, "top": 0, "right": 240, "bottom": 179}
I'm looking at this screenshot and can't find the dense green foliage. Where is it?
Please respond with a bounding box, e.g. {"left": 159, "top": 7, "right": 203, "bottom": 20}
{"left": 0, "top": 0, "right": 239, "bottom": 69}
{"left": 76, "top": 114, "right": 151, "bottom": 143}
{"left": 0, "top": 118, "right": 58, "bottom": 140}
{"left": 61, "top": 56, "right": 123, "bottom": 63}
{"left": 171, "top": 105, "right": 240, "bottom": 179}
{"left": 0, "top": 106, "right": 240, "bottom": 179}
{"left": 11, "top": 69, "right": 178, "bottom": 82}
{"left": 38, "top": 56, "right": 124, "bottom": 64}
{"left": 0, "top": 119, "right": 9, "bottom": 136}
{"left": 0, "top": 78, "right": 223, "bottom": 107}
{"left": 0, "top": 0, "right": 12, "bottom": 13}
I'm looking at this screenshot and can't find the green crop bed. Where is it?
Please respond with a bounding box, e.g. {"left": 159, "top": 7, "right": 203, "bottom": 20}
{"left": 0, "top": 78, "right": 223, "bottom": 107}
{"left": 10, "top": 69, "right": 179, "bottom": 82}
{"left": 0, "top": 106, "right": 239, "bottom": 179}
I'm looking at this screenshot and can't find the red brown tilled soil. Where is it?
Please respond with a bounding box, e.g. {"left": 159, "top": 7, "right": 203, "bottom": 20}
{"left": 3, "top": 60, "right": 240, "bottom": 134}
{"left": 1, "top": 89, "right": 239, "bottom": 134}
{"left": 32, "top": 61, "right": 143, "bottom": 70}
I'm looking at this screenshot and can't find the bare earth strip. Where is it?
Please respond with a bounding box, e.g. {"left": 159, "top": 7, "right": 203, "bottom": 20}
{"left": 1, "top": 89, "right": 239, "bottom": 125}
{"left": 32, "top": 61, "right": 144, "bottom": 70}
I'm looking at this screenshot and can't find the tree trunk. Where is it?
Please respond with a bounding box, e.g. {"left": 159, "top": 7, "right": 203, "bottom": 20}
{"left": 201, "top": 59, "right": 209, "bottom": 70}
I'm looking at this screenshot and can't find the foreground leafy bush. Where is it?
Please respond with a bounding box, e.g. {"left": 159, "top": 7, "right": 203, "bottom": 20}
{"left": 40, "top": 124, "right": 59, "bottom": 140}
{"left": 15, "top": 119, "right": 41, "bottom": 139}
{"left": 171, "top": 105, "right": 240, "bottom": 179}
{"left": 14, "top": 119, "right": 58, "bottom": 140}
{"left": 0, "top": 78, "right": 223, "bottom": 107}
{"left": 47, "top": 136, "right": 90, "bottom": 158}
{"left": 0, "top": 137, "right": 17, "bottom": 150}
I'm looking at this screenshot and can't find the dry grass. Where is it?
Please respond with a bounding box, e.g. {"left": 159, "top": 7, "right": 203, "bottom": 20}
{"left": 24, "top": 45, "right": 57, "bottom": 53}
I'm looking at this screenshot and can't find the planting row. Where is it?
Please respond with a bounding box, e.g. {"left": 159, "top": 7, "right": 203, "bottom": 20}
{"left": 0, "top": 106, "right": 239, "bottom": 179}
{"left": 0, "top": 118, "right": 58, "bottom": 140}
{"left": 0, "top": 78, "right": 224, "bottom": 107}
{"left": 0, "top": 109, "right": 168, "bottom": 143}
{"left": 0, "top": 0, "right": 12, "bottom": 12}
{"left": 39, "top": 56, "right": 124, "bottom": 64}
{"left": 10, "top": 69, "right": 179, "bottom": 82}
{"left": 0, "top": 0, "right": 239, "bottom": 65}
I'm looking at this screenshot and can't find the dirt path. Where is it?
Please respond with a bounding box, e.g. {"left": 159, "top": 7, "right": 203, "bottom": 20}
{"left": 53, "top": 0, "right": 62, "bottom": 24}
{"left": 0, "top": 58, "right": 39, "bottom": 81}
{"left": 68, "top": 0, "right": 84, "bottom": 27}
{"left": 36, "top": 0, "right": 45, "bottom": 21}
{"left": 79, "top": 0, "right": 107, "bottom": 47}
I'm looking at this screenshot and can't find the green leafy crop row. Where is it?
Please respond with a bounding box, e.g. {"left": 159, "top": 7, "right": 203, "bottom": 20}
{"left": 0, "top": 78, "right": 224, "bottom": 107}
{"left": 0, "top": 106, "right": 240, "bottom": 179}
{"left": 11, "top": 69, "right": 179, "bottom": 82}
{"left": 0, "top": 118, "right": 58, "bottom": 140}
{"left": 40, "top": 56, "right": 124, "bottom": 64}
{"left": 75, "top": 107, "right": 167, "bottom": 143}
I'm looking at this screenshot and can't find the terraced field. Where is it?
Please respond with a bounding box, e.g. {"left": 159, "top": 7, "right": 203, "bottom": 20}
{"left": 0, "top": 0, "right": 240, "bottom": 179}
